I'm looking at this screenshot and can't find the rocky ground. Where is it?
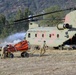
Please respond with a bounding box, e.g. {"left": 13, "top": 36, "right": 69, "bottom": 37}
{"left": 0, "top": 50, "right": 76, "bottom": 75}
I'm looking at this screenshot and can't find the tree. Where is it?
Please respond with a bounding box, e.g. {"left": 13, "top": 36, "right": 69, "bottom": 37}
{"left": 23, "top": 8, "right": 33, "bottom": 18}
{"left": 39, "top": 6, "right": 65, "bottom": 26}
{"left": 13, "top": 8, "right": 31, "bottom": 32}
{"left": 23, "top": 8, "right": 33, "bottom": 30}
{"left": 0, "top": 27, "right": 9, "bottom": 38}
{"left": 0, "top": 8, "right": 33, "bottom": 38}
{"left": 15, "top": 9, "right": 23, "bottom": 20}
{"left": 0, "top": 14, "right": 6, "bottom": 24}
{"left": 0, "top": 14, "right": 6, "bottom": 34}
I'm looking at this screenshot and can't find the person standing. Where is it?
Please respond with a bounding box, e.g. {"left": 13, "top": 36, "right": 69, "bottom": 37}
{"left": 0, "top": 46, "right": 5, "bottom": 59}
{"left": 0, "top": 45, "right": 8, "bottom": 59}
{"left": 40, "top": 41, "right": 47, "bottom": 56}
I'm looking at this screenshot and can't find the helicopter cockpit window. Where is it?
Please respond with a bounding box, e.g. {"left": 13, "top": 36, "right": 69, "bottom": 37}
{"left": 28, "top": 33, "right": 31, "bottom": 38}
{"left": 49, "top": 34, "right": 51, "bottom": 38}
{"left": 42, "top": 34, "right": 44, "bottom": 37}
{"left": 35, "top": 34, "right": 37, "bottom": 37}
{"left": 57, "top": 34, "right": 59, "bottom": 38}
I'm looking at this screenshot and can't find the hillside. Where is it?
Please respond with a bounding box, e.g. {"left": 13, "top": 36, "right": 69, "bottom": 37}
{"left": 0, "top": 0, "right": 76, "bottom": 19}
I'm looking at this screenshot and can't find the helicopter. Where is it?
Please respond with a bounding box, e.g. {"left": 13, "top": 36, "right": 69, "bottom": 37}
{"left": 14, "top": 7, "right": 76, "bottom": 50}
{"left": 1, "top": 7, "right": 76, "bottom": 58}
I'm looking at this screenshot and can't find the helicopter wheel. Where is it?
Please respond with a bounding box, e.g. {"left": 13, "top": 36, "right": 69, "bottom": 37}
{"left": 59, "top": 45, "right": 63, "bottom": 50}
{"left": 21, "top": 52, "right": 29, "bottom": 58}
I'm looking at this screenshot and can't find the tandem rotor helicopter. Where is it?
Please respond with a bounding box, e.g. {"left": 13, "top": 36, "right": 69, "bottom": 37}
{"left": 14, "top": 7, "right": 76, "bottom": 50}
{"left": 1, "top": 7, "right": 76, "bottom": 58}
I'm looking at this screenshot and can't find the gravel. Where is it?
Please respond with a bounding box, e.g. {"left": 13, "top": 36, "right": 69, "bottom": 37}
{"left": 0, "top": 50, "right": 76, "bottom": 75}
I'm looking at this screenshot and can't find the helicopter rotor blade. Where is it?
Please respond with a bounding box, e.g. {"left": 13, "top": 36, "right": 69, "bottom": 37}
{"left": 14, "top": 7, "right": 76, "bottom": 22}
{"left": 35, "top": 18, "right": 65, "bottom": 21}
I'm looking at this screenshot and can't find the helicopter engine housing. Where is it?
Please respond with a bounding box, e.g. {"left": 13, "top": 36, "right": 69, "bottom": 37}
{"left": 57, "top": 23, "right": 71, "bottom": 30}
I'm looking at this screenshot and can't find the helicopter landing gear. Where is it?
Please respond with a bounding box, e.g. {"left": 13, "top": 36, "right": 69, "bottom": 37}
{"left": 58, "top": 45, "right": 63, "bottom": 50}
{"left": 21, "top": 52, "right": 29, "bottom": 57}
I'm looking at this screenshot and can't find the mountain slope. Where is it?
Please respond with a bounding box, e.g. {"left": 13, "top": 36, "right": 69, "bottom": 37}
{"left": 0, "top": 0, "right": 75, "bottom": 18}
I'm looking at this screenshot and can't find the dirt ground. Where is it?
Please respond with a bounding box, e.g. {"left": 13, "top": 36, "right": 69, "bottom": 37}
{"left": 0, "top": 49, "right": 76, "bottom": 75}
